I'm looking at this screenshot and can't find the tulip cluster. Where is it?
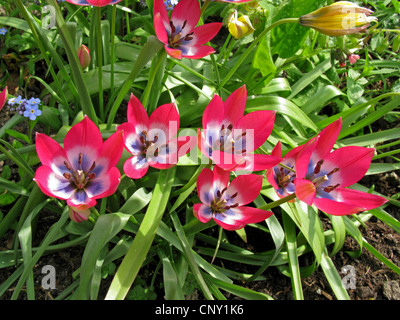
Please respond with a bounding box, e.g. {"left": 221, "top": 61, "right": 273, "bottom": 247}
{"left": 28, "top": 0, "right": 386, "bottom": 229}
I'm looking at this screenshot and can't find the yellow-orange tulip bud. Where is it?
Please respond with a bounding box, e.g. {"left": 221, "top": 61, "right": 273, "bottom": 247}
{"left": 228, "top": 10, "right": 255, "bottom": 40}
{"left": 299, "top": 1, "right": 377, "bottom": 36}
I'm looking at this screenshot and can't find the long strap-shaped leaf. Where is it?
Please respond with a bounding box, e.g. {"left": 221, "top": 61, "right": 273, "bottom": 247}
{"left": 105, "top": 167, "right": 176, "bottom": 300}
{"left": 46, "top": 0, "right": 98, "bottom": 125}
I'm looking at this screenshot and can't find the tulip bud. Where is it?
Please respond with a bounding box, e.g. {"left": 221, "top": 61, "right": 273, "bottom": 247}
{"left": 0, "top": 86, "right": 8, "bottom": 111}
{"left": 68, "top": 206, "right": 91, "bottom": 223}
{"left": 299, "top": 1, "right": 377, "bottom": 37}
{"left": 228, "top": 10, "right": 255, "bottom": 40}
{"left": 77, "top": 44, "right": 91, "bottom": 69}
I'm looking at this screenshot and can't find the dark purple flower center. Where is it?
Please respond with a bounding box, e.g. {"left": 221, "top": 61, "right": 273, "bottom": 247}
{"left": 210, "top": 187, "right": 239, "bottom": 214}
{"left": 63, "top": 153, "right": 96, "bottom": 190}
{"left": 168, "top": 20, "right": 194, "bottom": 48}
{"left": 276, "top": 165, "right": 295, "bottom": 189}
{"left": 311, "top": 159, "right": 341, "bottom": 193}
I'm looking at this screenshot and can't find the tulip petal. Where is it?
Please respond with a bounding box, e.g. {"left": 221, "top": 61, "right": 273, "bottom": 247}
{"left": 35, "top": 133, "right": 72, "bottom": 177}
{"left": 294, "top": 178, "right": 316, "bottom": 206}
{"left": 127, "top": 94, "right": 150, "bottom": 133}
{"left": 149, "top": 103, "right": 180, "bottom": 141}
{"left": 85, "top": 167, "right": 121, "bottom": 199}
{"left": 164, "top": 46, "right": 183, "bottom": 59}
{"left": 203, "top": 94, "right": 224, "bottom": 130}
{"left": 193, "top": 203, "right": 213, "bottom": 223}
{"left": 235, "top": 110, "right": 276, "bottom": 151}
{"left": 34, "top": 166, "right": 75, "bottom": 200}
{"left": 67, "top": 190, "right": 96, "bottom": 209}
{"left": 212, "top": 165, "right": 231, "bottom": 191}
{"left": 312, "top": 118, "right": 342, "bottom": 161}
{"left": 123, "top": 154, "right": 149, "bottom": 179}
{"left": 96, "top": 130, "right": 124, "bottom": 172}
{"left": 179, "top": 44, "right": 216, "bottom": 59}
{"left": 321, "top": 146, "right": 374, "bottom": 188}
{"left": 185, "top": 23, "right": 222, "bottom": 46}
{"left": 197, "top": 168, "right": 214, "bottom": 205}
{"left": 154, "top": 12, "right": 169, "bottom": 44}
{"left": 314, "top": 188, "right": 387, "bottom": 216}
{"left": 213, "top": 206, "right": 272, "bottom": 231}
{"left": 224, "top": 174, "right": 262, "bottom": 206}
{"left": 64, "top": 116, "right": 103, "bottom": 172}
{"left": 0, "top": 87, "right": 7, "bottom": 111}
{"left": 222, "top": 85, "right": 247, "bottom": 127}
{"left": 170, "top": 0, "right": 200, "bottom": 36}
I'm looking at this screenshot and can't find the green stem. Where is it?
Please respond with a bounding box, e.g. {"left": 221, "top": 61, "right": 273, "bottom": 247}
{"left": 106, "top": 36, "right": 164, "bottom": 130}
{"left": 200, "top": 0, "right": 211, "bottom": 16}
{"left": 141, "top": 50, "right": 167, "bottom": 112}
{"left": 110, "top": 5, "right": 117, "bottom": 96}
{"left": 257, "top": 193, "right": 297, "bottom": 211}
{"left": 96, "top": 7, "right": 104, "bottom": 119}
{"left": 218, "top": 17, "right": 299, "bottom": 90}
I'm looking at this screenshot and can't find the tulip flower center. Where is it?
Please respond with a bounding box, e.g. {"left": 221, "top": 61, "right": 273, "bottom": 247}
{"left": 311, "top": 159, "right": 340, "bottom": 193}
{"left": 210, "top": 187, "right": 239, "bottom": 214}
{"left": 63, "top": 153, "right": 96, "bottom": 190}
{"left": 168, "top": 20, "right": 194, "bottom": 48}
{"left": 276, "top": 165, "right": 295, "bottom": 189}
{"left": 138, "top": 130, "right": 167, "bottom": 158}
{"left": 208, "top": 123, "right": 247, "bottom": 156}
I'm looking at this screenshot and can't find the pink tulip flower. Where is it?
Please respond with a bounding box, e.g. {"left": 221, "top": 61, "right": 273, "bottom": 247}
{"left": 199, "top": 85, "right": 281, "bottom": 172}
{"left": 34, "top": 116, "right": 124, "bottom": 210}
{"left": 268, "top": 118, "right": 387, "bottom": 215}
{"left": 65, "top": 0, "right": 123, "bottom": 6}
{"left": 77, "top": 44, "right": 91, "bottom": 69}
{"left": 153, "top": 0, "right": 222, "bottom": 59}
{"left": 214, "top": 0, "right": 254, "bottom": 2}
{"left": 193, "top": 166, "right": 273, "bottom": 230}
{"left": 118, "top": 94, "right": 196, "bottom": 179}
{"left": 0, "top": 87, "right": 7, "bottom": 111}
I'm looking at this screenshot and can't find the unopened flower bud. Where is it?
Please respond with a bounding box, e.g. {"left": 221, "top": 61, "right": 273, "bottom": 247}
{"left": 0, "top": 86, "right": 8, "bottom": 111}
{"left": 68, "top": 206, "right": 91, "bottom": 223}
{"left": 228, "top": 10, "right": 255, "bottom": 40}
{"left": 299, "top": 1, "right": 377, "bottom": 36}
{"left": 77, "top": 44, "right": 91, "bottom": 69}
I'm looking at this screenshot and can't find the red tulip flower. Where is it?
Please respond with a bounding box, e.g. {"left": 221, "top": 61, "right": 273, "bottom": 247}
{"left": 194, "top": 166, "right": 273, "bottom": 230}
{"left": 65, "top": 0, "right": 123, "bottom": 6}
{"left": 268, "top": 118, "right": 387, "bottom": 215}
{"left": 34, "top": 116, "right": 124, "bottom": 211}
{"left": 0, "top": 86, "right": 7, "bottom": 111}
{"left": 118, "top": 94, "right": 196, "bottom": 179}
{"left": 153, "top": 0, "right": 222, "bottom": 59}
{"left": 199, "top": 85, "right": 281, "bottom": 172}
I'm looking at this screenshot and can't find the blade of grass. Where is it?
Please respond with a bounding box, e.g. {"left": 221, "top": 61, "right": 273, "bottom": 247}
{"left": 282, "top": 211, "right": 304, "bottom": 300}
{"left": 170, "top": 210, "right": 214, "bottom": 300}
{"left": 105, "top": 167, "right": 176, "bottom": 300}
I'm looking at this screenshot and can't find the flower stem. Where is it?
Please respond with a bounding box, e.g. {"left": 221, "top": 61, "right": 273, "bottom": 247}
{"left": 96, "top": 6, "right": 104, "bottom": 120}
{"left": 258, "top": 193, "right": 297, "bottom": 211}
{"left": 200, "top": 0, "right": 211, "bottom": 16}
{"left": 218, "top": 17, "right": 299, "bottom": 90}
{"left": 110, "top": 4, "right": 117, "bottom": 97}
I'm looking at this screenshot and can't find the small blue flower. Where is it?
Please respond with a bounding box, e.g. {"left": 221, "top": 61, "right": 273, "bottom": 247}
{"left": 27, "top": 97, "right": 41, "bottom": 106}
{"left": 163, "top": 0, "right": 178, "bottom": 11}
{"left": 0, "top": 28, "right": 7, "bottom": 35}
{"left": 23, "top": 104, "right": 42, "bottom": 121}
{"left": 15, "top": 95, "right": 26, "bottom": 105}
{"left": 8, "top": 97, "right": 16, "bottom": 106}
